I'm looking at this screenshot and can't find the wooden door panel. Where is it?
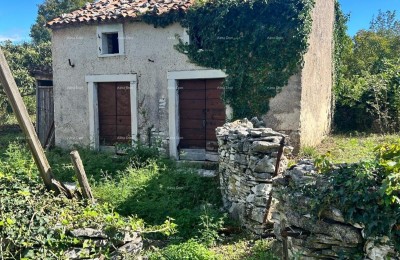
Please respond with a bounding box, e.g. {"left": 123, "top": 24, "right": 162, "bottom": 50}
{"left": 206, "top": 109, "right": 225, "bottom": 120}
{"left": 180, "top": 109, "right": 205, "bottom": 120}
{"left": 98, "top": 82, "right": 131, "bottom": 146}
{"left": 117, "top": 125, "right": 131, "bottom": 136}
{"left": 179, "top": 80, "right": 206, "bottom": 149}
{"left": 100, "top": 124, "right": 117, "bottom": 136}
{"left": 180, "top": 128, "right": 206, "bottom": 140}
{"left": 179, "top": 80, "right": 206, "bottom": 91}
{"left": 180, "top": 100, "right": 205, "bottom": 110}
{"left": 206, "top": 99, "right": 225, "bottom": 109}
{"left": 117, "top": 116, "right": 131, "bottom": 126}
{"left": 179, "top": 140, "right": 206, "bottom": 149}
{"left": 180, "top": 119, "right": 205, "bottom": 129}
{"left": 205, "top": 79, "right": 225, "bottom": 152}
{"left": 99, "top": 115, "right": 116, "bottom": 125}
{"left": 180, "top": 90, "right": 205, "bottom": 100}
{"left": 98, "top": 83, "right": 116, "bottom": 116}
{"left": 116, "top": 83, "right": 131, "bottom": 116}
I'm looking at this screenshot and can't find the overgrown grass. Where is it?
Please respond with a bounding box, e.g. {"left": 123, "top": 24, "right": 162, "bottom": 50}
{"left": 314, "top": 133, "right": 400, "bottom": 163}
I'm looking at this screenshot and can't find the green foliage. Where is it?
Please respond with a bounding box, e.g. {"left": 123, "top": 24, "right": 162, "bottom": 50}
{"left": 47, "top": 146, "right": 130, "bottom": 182}
{"left": 296, "top": 141, "right": 400, "bottom": 251}
{"left": 197, "top": 205, "right": 227, "bottom": 247}
{"left": 334, "top": 10, "right": 400, "bottom": 133}
{"left": 0, "top": 143, "right": 175, "bottom": 259}
{"left": 313, "top": 152, "right": 333, "bottom": 174}
{"left": 30, "top": 0, "right": 87, "bottom": 44}
{"left": 173, "top": 0, "right": 315, "bottom": 118}
{"left": 116, "top": 140, "right": 161, "bottom": 168}
{"left": 0, "top": 41, "right": 52, "bottom": 121}
{"left": 314, "top": 133, "right": 400, "bottom": 164}
{"left": 299, "top": 146, "right": 318, "bottom": 159}
{"left": 93, "top": 160, "right": 224, "bottom": 239}
{"left": 149, "top": 239, "right": 220, "bottom": 260}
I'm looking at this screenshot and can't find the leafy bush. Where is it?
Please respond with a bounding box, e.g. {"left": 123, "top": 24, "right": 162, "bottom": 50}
{"left": 0, "top": 143, "right": 176, "bottom": 258}
{"left": 335, "top": 59, "right": 400, "bottom": 132}
{"left": 197, "top": 205, "right": 227, "bottom": 247}
{"left": 149, "top": 239, "right": 219, "bottom": 260}
{"left": 334, "top": 10, "right": 400, "bottom": 133}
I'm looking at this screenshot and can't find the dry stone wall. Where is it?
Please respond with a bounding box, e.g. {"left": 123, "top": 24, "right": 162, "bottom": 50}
{"left": 271, "top": 161, "right": 399, "bottom": 259}
{"left": 216, "top": 119, "right": 292, "bottom": 234}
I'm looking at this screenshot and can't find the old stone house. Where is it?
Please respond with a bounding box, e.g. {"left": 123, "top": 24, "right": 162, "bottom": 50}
{"left": 47, "top": 0, "right": 335, "bottom": 160}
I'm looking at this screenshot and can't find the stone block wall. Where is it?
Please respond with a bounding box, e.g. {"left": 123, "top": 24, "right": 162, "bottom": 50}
{"left": 216, "top": 119, "right": 291, "bottom": 234}
{"left": 272, "top": 161, "right": 399, "bottom": 259}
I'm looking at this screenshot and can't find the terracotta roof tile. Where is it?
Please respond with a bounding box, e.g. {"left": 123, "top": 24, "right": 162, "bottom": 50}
{"left": 47, "top": 0, "right": 194, "bottom": 28}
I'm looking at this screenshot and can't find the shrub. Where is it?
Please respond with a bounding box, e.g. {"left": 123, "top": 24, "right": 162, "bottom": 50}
{"left": 149, "top": 239, "right": 220, "bottom": 260}
{"left": 0, "top": 143, "right": 176, "bottom": 258}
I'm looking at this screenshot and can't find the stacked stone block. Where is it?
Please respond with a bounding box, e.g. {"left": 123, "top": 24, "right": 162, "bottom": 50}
{"left": 216, "top": 119, "right": 291, "bottom": 234}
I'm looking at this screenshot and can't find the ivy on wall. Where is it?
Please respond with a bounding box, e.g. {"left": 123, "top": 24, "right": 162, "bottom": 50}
{"left": 143, "top": 0, "right": 315, "bottom": 118}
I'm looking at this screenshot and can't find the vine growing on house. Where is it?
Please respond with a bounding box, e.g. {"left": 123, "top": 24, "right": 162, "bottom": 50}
{"left": 143, "top": 0, "right": 315, "bottom": 118}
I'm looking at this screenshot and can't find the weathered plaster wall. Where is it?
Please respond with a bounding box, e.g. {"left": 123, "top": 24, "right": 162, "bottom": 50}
{"left": 262, "top": 74, "right": 302, "bottom": 150}
{"left": 52, "top": 22, "right": 202, "bottom": 148}
{"left": 263, "top": 0, "right": 334, "bottom": 151}
{"left": 299, "top": 0, "right": 335, "bottom": 147}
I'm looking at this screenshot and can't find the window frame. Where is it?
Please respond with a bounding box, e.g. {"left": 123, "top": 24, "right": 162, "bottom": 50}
{"left": 96, "top": 23, "right": 125, "bottom": 57}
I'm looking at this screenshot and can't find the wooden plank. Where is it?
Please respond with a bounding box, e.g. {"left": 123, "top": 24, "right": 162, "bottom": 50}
{"left": 98, "top": 82, "right": 116, "bottom": 116}
{"left": 179, "top": 139, "right": 206, "bottom": 149}
{"left": 116, "top": 82, "right": 130, "bottom": 116}
{"left": 178, "top": 79, "right": 206, "bottom": 90}
{"left": 180, "top": 119, "right": 204, "bottom": 129}
{"left": 180, "top": 109, "right": 205, "bottom": 120}
{"left": 0, "top": 48, "right": 54, "bottom": 190}
{"left": 180, "top": 90, "right": 205, "bottom": 100}
{"left": 180, "top": 100, "right": 206, "bottom": 110}
{"left": 70, "top": 150, "right": 94, "bottom": 203}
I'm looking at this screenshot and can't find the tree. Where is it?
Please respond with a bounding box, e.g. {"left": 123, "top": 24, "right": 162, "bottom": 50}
{"left": 370, "top": 10, "right": 400, "bottom": 37}
{"left": 334, "top": 10, "right": 400, "bottom": 132}
{"left": 0, "top": 41, "right": 52, "bottom": 120}
{"left": 30, "top": 0, "right": 87, "bottom": 44}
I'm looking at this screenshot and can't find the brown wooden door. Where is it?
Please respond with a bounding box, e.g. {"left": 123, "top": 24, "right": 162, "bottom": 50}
{"left": 98, "top": 82, "right": 131, "bottom": 146}
{"left": 205, "top": 79, "right": 225, "bottom": 152}
{"left": 179, "top": 79, "right": 225, "bottom": 152}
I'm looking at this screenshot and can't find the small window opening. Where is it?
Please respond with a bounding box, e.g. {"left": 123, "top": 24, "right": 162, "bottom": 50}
{"left": 102, "top": 32, "right": 119, "bottom": 54}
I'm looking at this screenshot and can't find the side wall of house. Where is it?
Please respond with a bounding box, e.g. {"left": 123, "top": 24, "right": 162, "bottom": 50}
{"left": 262, "top": 0, "right": 335, "bottom": 151}
{"left": 52, "top": 22, "right": 202, "bottom": 149}
{"left": 261, "top": 74, "right": 302, "bottom": 149}
{"left": 299, "top": 0, "right": 335, "bottom": 147}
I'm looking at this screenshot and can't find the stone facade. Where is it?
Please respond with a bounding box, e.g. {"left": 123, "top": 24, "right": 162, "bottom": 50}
{"left": 216, "top": 119, "right": 292, "bottom": 234}
{"left": 272, "top": 161, "right": 399, "bottom": 259}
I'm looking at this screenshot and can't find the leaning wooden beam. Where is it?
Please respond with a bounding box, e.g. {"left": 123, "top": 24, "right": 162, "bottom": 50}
{"left": 70, "top": 150, "right": 94, "bottom": 203}
{"left": 0, "top": 47, "right": 54, "bottom": 190}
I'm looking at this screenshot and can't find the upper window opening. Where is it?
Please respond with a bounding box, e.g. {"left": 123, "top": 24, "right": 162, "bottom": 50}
{"left": 97, "top": 24, "right": 124, "bottom": 57}
{"left": 103, "top": 33, "right": 119, "bottom": 54}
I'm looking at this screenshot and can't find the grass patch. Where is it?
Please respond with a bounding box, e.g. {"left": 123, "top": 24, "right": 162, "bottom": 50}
{"left": 93, "top": 160, "right": 224, "bottom": 240}
{"left": 314, "top": 133, "right": 400, "bottom": 163}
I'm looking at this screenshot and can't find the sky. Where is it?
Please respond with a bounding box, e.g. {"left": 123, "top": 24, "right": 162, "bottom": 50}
{"left": 0, "top": 0, "right": 399, "bottom": 42}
